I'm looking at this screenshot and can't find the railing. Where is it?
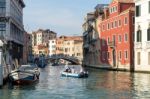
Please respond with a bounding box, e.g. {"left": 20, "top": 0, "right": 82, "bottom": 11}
{"left": 135, "top": 42, "right": 142, "bottom": 49}
{"left": 48, "top": 55, "right": 81, "bottom": 64}
{"left": 83, "top": 43, "right": 89, "bottom": 48}
{"left": 108, "top": 41, "right": 115, "bottom": 48}
{"left": 83, "top": 31, "right": 88, "bottom": 36}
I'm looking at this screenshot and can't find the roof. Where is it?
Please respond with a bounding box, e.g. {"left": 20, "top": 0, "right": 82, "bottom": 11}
{"left": 57, "top": 36, "right": 83, "bottom": 41}
{"left": 19, "top": 0, "right": 25, "bottom": 8}
{"left": 112, "top": 0, "right": 134, "bottom": 3}
{"left": 33, "top": 29, "right": 57, "bottom": 34}
{"left": 95, "top": 4, "right": 109, "bottom": 10}
{"left": 120, "top": 6, "right": 135, "bottom": 15}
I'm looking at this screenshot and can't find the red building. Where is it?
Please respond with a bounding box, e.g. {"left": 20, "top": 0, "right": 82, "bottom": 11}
{"left": 98, "top": 0, "right": 135, "bottom": 70}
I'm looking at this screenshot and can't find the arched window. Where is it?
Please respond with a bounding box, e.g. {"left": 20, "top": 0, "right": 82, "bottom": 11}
{"left": 137, "top": 25, "right": 142, "bottom": 42}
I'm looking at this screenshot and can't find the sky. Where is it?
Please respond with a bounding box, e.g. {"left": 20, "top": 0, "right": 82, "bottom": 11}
{"left": 24, "top": 0, "right": 111, "bottom": 36}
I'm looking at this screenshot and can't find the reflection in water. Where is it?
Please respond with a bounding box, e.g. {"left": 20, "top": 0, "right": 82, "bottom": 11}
{"left": 0, "top": 66, "right": 150, "bottom": 99}
{"left": 133, "top": 73, "right": 150, "bottom": 98}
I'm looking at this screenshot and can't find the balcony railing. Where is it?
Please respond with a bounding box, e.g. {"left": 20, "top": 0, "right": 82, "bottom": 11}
{"left": 108, "top": 41, "right": 115, "bottom": 48}
{"left": 146, "top": 42, "right": 150, "bottom": 49}
{"left": 135, "top": 42, "right": 142, "bottom": 49}
{"left": 83, "top": 43, "right": 89, "bottom": 48}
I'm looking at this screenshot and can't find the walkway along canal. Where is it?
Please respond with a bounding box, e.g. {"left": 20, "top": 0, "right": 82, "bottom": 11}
{"left": 1, "top": 65, "right": 150, "bottom": 99}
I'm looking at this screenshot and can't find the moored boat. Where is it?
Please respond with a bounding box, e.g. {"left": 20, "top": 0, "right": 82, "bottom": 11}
{"left": 8, "top": 64, "right": 40, "bottom": 85}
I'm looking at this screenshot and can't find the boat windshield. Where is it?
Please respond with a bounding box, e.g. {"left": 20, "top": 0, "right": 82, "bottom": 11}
{"left": 19, "top": 64, "right": 38, "bottom": 71}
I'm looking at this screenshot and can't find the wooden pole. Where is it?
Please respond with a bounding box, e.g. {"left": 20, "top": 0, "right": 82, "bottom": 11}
{"left": 0, "top": 48, "right": 3, "bottom": 87}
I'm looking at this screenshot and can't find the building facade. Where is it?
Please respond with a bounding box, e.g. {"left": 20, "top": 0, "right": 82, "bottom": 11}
{"left": 23, "top": 32, "right": 32, "bottom": 64}
{"left": 49, "top": 39, "right": 56, "bottom": 56}
{"left": 74, "top": 39, "right": 83, "bottom": 60}
{"left": 56, "top": 36, "right": 83, "bottom": 60}
{"left": 32, "top": 29, "right": 57, "bottom": 56}
{"left": 56, "top": 36, "right": 65, "bottom": 55}
{"left": 32, "top": 29, "right": 57, "bottom": 46}
{"left": 82, "top": 4, "right": 108, "bottom": 66}
{"left": 0, "top": 0, "right": 25, "bottom": 64}
{"left": 99, "top": 0, "right": 135, "bottom": 70}
{"left": 134, "top": 0, "right": 150, "bottom": 71}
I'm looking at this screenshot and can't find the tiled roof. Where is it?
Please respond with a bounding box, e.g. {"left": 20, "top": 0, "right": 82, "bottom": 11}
{"left": 33, "top": 29, "right": 57, "bottom": 34}
{"left": 113, "top": 0, "right": 134, "bottom": 3}
{"left": 57, "top": 36, "right": 83, "bottom": 41}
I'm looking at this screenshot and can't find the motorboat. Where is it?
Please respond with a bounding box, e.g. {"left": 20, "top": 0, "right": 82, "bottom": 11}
{"left": 8, "top": 64, "right": 40, "bottom": 85}
{"left": 61, "top": 71, "right": 88, "bottom": 78}
{"left": 61, "top": 70, "right": 88, "bottom": 78}
{"left": 61, "top": 66, "right": 88, "bottom": 78}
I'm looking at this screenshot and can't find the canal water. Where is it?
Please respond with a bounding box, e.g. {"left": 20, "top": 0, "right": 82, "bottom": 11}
{"left": 1, "top": 65, "right": 150, "bottom": 99}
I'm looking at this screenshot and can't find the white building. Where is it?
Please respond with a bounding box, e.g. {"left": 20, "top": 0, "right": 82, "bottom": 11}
{"left": 49, "top": 39, "right": 56, "bottom": 56}
{"left": 134, "top": 0, "right": 150, "bottom": 71}
{"left": 0, "top": 0, "right": 25, "bottom": 64}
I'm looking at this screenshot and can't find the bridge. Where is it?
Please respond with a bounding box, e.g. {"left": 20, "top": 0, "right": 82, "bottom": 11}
{"left": 46, "top": 55, "right": 82, "bottom": 65}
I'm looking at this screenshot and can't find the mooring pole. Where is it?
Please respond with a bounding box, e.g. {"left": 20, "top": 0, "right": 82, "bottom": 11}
{"left": 0, "top": 40, "right": 4, "bottom": 87}
{"left": 0, "top": 48, "right": 3, "bottom": 87}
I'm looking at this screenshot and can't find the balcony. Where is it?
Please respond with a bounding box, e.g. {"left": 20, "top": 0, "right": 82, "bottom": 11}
{"left": 146, "top": 42, "right": 150, "bottom": 49}
{"left": 108, "top": 41, "right": 115, "bottom": 48}
{"left": 83, "top": 31, "right": 88, "bottom": 36}
{"left": 83, "top": 43, "right": 89, "bottom": 48}
{"left": 135, "top": 42, "right": 142, "bottom": 49}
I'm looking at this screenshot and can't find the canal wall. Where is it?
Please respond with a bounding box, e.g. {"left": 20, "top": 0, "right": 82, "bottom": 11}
{"left": 85, "top": 64, "right": 150, "bottom": 73}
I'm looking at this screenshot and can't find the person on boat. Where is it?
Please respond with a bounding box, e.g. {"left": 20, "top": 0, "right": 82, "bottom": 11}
{"left": 71, "top": 66, "right": 75, "bottom": 73}
{"left": 80, "top": 67, "right": 84, "bottom": 73}
{"left": 64, "top": 64, "right": 71, "bottom": 73}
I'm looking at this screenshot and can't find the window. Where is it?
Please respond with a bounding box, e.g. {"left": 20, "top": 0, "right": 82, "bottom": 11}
{"left": 137, "top": 52, "right": 141, "bottom": 65}
{"left": 0, "top": 22, "right": 6, "bottom": 36}
{"left": 107, "top": 37, "right": 110, "bottom": 44}
{"left": 77, "top": 53, "right": 80, "bottom": 56}
{"left": 125, "top": 34, "right": 128, "bottom": 42}
{"left": 119, "top": 51, "right": 122, "bottom": 60}
{"left": 0, "top": 1, "right": 6, "bottom": 12}
{"left": 124, "top": 51, "right": 128, "bottom": 59}
{"left": 113, "top": 35, "right": 116, "bottom": 45}
{"left": 111, "top": 22, "right": 114, "bottom": 28}
{"left": 147, "top": 28, "right": 150, "bottom": 41}
{"left": 118, "top": 20, "right": 121, "bottom": 26}
{"left": 115, "top": 6, "right": 117, "bottom": 12}
{"left": 124, "top": 17, "right": 128, "bottom": 24}
{"left": 137, "top": 30, "right": 142, "bottom": 42}
{"left": 109, "top": 8, "right": 112, "bottom": 13}
{"left": 103, "top": 25, "right": 105, "bottom": 31}
{"left": 148, "top": 52, "right": 150, "bottom": 65}
{"left": 136, "top": 5, "right": 141, "bottom": 17}
{"left": 115, "top": 21, "right": 117, "bottom": 28}
{"left": 118, "top": 35, "right": 122, "bottom": 42}
{"left": 113, "top": 7, "right": 115, "bottom": 12}
{"left": 107, "top": 23, "right": 110, "bottom": 30}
